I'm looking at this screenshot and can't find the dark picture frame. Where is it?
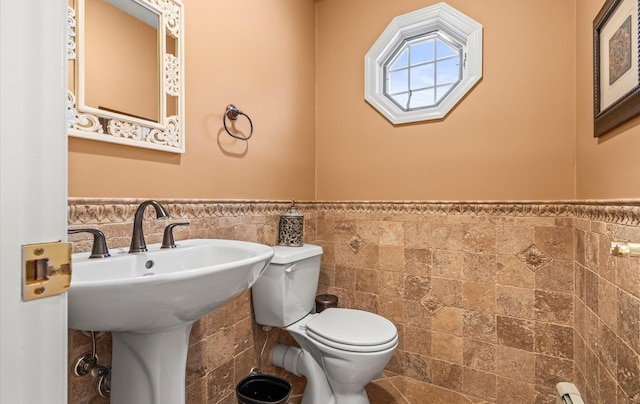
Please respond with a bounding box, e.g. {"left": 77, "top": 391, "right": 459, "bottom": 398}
{"left": 594, "top": 0, "right": 640, "bottom": 137}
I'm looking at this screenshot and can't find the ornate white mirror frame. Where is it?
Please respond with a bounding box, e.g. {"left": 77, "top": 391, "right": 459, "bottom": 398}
{"left": 67, "top": 0, "right": 185, "bottom": 153}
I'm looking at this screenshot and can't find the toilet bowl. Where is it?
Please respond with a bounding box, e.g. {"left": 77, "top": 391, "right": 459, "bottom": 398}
{"left": 251, "top": 244, "right": 398, "bottom": 404}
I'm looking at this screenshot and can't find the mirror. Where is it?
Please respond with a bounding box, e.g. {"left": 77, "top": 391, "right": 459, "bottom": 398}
{"left": 67, "top": 0, "right": 184, "bottom": 153}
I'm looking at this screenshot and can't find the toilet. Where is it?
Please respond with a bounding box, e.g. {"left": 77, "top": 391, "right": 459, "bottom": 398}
{"left": 251, "top": 244, "right": 398, "bottom": 404}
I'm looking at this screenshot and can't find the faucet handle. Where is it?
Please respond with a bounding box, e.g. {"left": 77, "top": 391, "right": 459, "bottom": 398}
{"left": 161, "top": 222, "right": 189, "bottom": 249}
{"left": 68, "top": 229, "right": 110, "bottom": 258}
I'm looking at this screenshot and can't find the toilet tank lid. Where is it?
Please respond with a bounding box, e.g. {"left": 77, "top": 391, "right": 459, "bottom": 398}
{"left": 271, "top": 244, "right": 323, "bottom": 264}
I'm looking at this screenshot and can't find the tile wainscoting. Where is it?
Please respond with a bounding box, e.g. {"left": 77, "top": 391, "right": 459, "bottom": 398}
{"left": 67, "top": 199, "right": 640, "bottom": 404}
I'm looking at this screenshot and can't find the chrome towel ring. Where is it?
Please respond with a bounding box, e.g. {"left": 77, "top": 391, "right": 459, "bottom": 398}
{"left": 223, "top": 104, "right": 253, "bottom": 141}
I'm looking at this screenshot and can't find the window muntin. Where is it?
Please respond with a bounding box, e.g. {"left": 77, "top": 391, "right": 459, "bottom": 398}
{"left": 385, "top": 33, "right": 462, "bottom": 111}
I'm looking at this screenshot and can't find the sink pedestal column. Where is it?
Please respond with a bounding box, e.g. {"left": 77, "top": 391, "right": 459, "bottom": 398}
{"left": 110, "top": 323, "right": 194, "bottom": 404}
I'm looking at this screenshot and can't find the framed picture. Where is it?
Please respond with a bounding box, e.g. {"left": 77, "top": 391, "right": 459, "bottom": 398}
{"left": 594, "top": 0, "right": 640, "bottom": 137}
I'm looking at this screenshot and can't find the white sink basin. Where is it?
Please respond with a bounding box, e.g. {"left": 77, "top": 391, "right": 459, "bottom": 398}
{"left": 68, "top": 238, "right": 274, "bottom": 404}
{"left": 69, "top": 238, "right": 274, "bottom": 333}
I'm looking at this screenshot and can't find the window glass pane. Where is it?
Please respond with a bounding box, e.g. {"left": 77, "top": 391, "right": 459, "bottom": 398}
{"left": 410, "top": 40, "right": 434, "bottom": 64}
{"left": 435, "top": 84, "right": 454, "bottom": 103}
{"left": 410, "top": 64, "right": 434, "bottom": 90}
{"left": 388, "top": 69, "right": 408, "bottom": 94}
{"left": 381, "top": 27, "right": 467, "bottom": 113}
{"left": 410, "top": 89, "right": 435, "bottom": 108}
{"left": 390, "top": 93, "right": 409, "bottom": 109}
{"left": 391, "top": 49, "right": 409, "bottom": 70}
{"left": 436, "top": 58, "right": 460, "bottom": 85}
{"left": 435, "top": 39, "right": 458, "bottom": 58}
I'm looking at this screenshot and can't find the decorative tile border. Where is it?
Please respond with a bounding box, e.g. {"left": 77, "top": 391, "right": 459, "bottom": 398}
{"left": 315, "top": 201, "right": 576, "bottom": 217}
{"left": 572, "top": 203, "right": 640, "bottom": 226}
{"left": 68, "top": 198, "right": 640, "bottom": 226}
{"left": 68, "top": 199, "right": 312, "bottom": 224}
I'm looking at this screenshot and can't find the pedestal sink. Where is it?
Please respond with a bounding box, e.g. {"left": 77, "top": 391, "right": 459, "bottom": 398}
{"left": 68, "top": 239, "right": 274, "bottom": 404}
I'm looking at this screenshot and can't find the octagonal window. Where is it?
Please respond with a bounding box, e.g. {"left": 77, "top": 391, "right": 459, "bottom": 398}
{"left": 365, "top": 3, "right": 482, "bottom": 124}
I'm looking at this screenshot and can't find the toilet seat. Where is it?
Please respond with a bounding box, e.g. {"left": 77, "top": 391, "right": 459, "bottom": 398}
{"left": 305, "top": 308, "right": 398, "bottom": 353}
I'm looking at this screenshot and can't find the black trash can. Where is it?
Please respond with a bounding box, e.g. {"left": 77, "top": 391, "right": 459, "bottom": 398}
{"left": 236, "top": 374, "right": 292, "bottom": 404}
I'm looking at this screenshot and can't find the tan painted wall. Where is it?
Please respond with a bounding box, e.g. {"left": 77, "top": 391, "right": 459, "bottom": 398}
{"left": 72, "top": 1, "right": 640, "bottom": 202}
{"left": 315, "top": 0, "right": 576, "bottom": 201}
{"left": 69, "top": 0, "right": 316, "bottom": 200}
{"left": 575, "top": 0, "right": 640, "bottom": 199}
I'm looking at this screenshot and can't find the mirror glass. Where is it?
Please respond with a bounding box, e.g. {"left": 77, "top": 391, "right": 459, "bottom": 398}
{"left": 84, "top": 0, "right": 160, "bottom": 122}
{"left": 67, "top": 0, "right": 185, "bottom": 153}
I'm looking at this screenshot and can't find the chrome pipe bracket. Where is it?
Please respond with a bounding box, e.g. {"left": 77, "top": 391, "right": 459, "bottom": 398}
{"left": 73, "top": 352, "right": 98, "bottom": 377}
{"left": 610, "top": 241, "right": 640, "bottom": 257}
{"left": 97, "top": 368, "right": 111, "bottom": 398}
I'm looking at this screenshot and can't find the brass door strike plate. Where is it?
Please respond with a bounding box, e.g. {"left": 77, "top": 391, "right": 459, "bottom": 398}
{"left": 22, "top": 241, "right": 72, "bottom": 301}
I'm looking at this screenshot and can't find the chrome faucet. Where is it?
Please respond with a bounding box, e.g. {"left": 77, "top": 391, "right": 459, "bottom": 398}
{"left": 129, "top": 200, "right": 170, "bottom": 253}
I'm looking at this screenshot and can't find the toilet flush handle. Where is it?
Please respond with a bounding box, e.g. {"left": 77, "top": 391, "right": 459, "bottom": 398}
{"left": 284, "top": 264, "right": 297, "bottom": 273}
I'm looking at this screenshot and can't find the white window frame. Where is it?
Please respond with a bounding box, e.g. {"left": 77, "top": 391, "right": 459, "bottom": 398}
{"left": 365, "top": 2, "right": 483, "bottom": 124}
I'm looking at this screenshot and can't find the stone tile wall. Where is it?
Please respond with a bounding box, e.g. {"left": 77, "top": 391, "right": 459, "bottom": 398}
{"left": 312, "top": 203, "right": 576, "bottom": 403}
{"left": 66, "top": 199, "right": 640, "bottom": 404}
{"left": 573, "top": 216, "right": 640, "bottom": 403}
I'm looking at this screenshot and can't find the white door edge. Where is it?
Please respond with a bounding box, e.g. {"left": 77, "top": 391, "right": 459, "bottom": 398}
{"left": 1, "top": 0, "right": 69, "bottom": 403}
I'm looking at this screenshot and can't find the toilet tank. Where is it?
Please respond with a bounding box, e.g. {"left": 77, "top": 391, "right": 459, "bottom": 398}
{"left": 251, "top": 244, "right": 323, "bottom": 327}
